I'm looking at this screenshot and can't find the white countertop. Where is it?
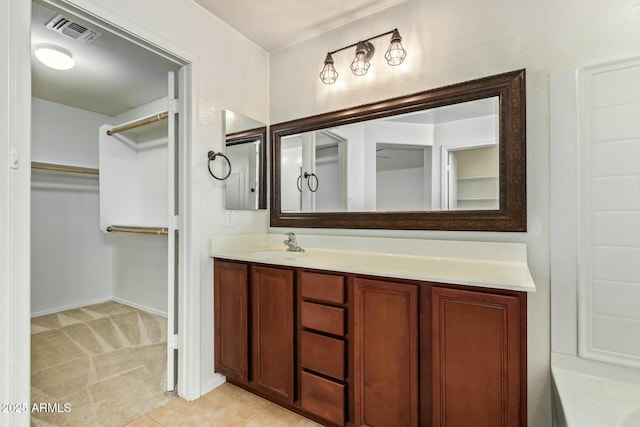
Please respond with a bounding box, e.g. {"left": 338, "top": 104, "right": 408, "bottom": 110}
{"left": 211, "top": 234, "right": 535, "bottom": 293}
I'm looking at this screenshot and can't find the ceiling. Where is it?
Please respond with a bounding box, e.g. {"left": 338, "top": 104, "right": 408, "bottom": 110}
{"left": 193, "top": 0, "right": 409, "bottom": 52}
{"left": 31, "top": 2, "right": 179, "bottom": 116}
{"left": 32, "top": 0, "right": 408, "bottom": 116}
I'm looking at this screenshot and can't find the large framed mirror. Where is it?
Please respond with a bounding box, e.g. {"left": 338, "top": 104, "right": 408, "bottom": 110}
{"left": 224, "top": 110, "right": 267, "bottom": 210}
{"left": 270, "top": 70, "right": 526, "bottom": 231}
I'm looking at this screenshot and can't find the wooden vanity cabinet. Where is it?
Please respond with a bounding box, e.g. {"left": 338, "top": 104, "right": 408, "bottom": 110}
{"left": 431, "top": 286, "right": 525, "bottom": 427}
{"left": 213, "top": 260, "right": 248, "bottom": 383}
{"left": 213, "top": 258, "right": 527, "bottom": 427}
{"left": 353, "top": 278, "right": 419, "bottom": 427}
{"left": 298, "top": 271, "right": 348, "bottom": 426}
{"left": 213, "top": 260, "right": 295, "bottom": 402}
{"left": 250, "top": 265, "right": 295, "bottom": 403}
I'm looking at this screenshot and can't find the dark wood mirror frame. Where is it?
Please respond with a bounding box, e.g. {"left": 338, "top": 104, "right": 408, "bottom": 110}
{"left": 270, "top": 69, "right": 526, "bottom": 231}
{"left": 226, "top": 126, "right": 268, "bottom": 210}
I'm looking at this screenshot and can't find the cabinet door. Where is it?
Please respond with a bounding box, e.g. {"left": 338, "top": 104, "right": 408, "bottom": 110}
{"left": 354, "top": 278, "right": 419, "bottom": 427}
{"left": 251, "top": 266, "right": 295, "bottom": 402}
{"left": 432, "top": 287, "right": 524, "bottom": 427}
{"left": 214, "top": 260, "right": 248, "bottom": 383}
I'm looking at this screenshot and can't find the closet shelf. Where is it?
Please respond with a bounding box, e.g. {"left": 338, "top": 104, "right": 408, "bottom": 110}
{"left": 32, "top": 162, "right": 99, "bottom": 175}
{"left": 457, "top": 175, "right": 498, "bottom": 181}
{"left": 106, "top": 225, "right": 168, "bottom": 236}
{"left": 107, "top": 111, "right": 168, "bottom": 136}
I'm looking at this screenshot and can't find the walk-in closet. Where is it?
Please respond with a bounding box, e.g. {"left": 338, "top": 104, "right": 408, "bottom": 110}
{"left": 30, "top": 1, "right": 183, "bottom": 425}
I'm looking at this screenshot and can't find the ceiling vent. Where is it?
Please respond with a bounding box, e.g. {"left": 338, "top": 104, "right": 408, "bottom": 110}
{"left": 45, "top": 14, "right": 102, "bottom": 43}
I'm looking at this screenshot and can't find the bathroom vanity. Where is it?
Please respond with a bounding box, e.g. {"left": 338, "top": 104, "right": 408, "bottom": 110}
{"left": 212, "top": 241, "right": 532, "bottom": 427}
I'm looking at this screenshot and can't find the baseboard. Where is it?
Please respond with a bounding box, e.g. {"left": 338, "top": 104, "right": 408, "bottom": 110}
{"left": 31, "top": 296, "right": 112, "bottom": 317}
{"left": 199, "top": 374, "right": 226, "bottom": 400}
{"left": 32, "top": 297, "right": 168, "bottom": 318}
{"left": 112, "top": 297, "right": 167, "bottom": 318}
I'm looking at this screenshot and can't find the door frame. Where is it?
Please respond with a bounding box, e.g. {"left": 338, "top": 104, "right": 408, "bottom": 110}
{"left": 2, "top": 2, "right": 202, "bottom": 423}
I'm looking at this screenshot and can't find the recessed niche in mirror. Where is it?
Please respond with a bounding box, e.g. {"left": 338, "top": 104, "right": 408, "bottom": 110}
{"left": 224, "top": 110, "right": 267, "bottom": 210}
{"left": 271, "top": 70, "right": 526, "bottom": 231}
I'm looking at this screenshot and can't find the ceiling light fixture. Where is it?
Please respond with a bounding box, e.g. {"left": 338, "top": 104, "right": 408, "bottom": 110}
{"left": 319, "top": 28, "right": 407, "bottom": 84}
{"left": 35, "top": 43, "right": 75, "bottom": 70}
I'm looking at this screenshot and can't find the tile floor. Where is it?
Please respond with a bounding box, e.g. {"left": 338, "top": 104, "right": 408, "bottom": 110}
{"left": 126, "top": 383, "right": 323, "bottom": 427}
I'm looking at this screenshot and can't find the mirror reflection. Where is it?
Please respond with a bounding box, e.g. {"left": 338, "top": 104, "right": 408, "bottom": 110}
{"left": 224, "top": 110, "right": 267, "bottom": 210}
{"left": 279, "top": 97, "right": 498, "bottom": 213}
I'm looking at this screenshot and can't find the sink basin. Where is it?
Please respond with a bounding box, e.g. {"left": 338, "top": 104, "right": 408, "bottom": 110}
{"left": 250, "top": 249, "right": 306, "bottom": 260}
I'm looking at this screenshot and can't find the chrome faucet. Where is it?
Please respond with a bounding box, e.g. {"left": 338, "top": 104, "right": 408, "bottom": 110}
{"left": 284, "top": 233, "right": 304, "bottom": 252}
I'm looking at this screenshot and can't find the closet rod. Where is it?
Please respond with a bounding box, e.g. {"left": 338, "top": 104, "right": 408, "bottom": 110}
{"left": 31, "top": 162, "right": 99, "bottom": 175}
{"left": 106, "top": 226, "right": 168, "bottom": 236}
{"left": 107, "top": 112, "right": 169, "bottom": 136}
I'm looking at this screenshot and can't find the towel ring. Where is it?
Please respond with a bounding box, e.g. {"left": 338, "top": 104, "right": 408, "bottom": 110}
{"left": 207, "top": 151, "right": 231, "bottom": 180}
{"left": 296, "top": 172, "right": 319, "bottom": 192}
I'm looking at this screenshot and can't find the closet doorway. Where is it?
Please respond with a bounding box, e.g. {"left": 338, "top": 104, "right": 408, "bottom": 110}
{"left": 30, "top": 0, "right": 190, "bottom": 424}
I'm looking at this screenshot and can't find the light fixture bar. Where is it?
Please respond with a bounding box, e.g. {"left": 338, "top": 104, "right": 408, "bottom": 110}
{"left": 319, "top": 28, "right": 407, "bottom": 84}
{"left": 327, "top": 29, "right": 397, "bottom": 56}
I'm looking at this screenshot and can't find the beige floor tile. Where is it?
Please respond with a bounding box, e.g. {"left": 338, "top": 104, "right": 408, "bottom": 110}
{"left": 125, "top": 415, "right": 164, "bottom": 426}
{"left": 154, "top": 386, "right": 269, "bottom": 427}
{"left": 145, "top": 396, "right": 186, "bottom": 420}
{"left": 246, "top": 404, "right": 323, "bottom": 427}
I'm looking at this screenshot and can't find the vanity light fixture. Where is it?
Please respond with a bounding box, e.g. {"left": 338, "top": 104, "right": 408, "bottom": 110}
{"left": 319, "top": 28, "right": 407, "bottom": 84}
{"left": 34, "top": 43, "right": 75, "bottom": 70}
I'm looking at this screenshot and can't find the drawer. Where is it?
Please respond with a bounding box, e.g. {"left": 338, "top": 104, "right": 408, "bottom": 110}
{"left": 301, "top": 301, "right": 345, "bottom": 336}
{"left": 300, "top": 271, "right": 345, "bottom": 304}
{"left": 300, "top": 331, "right": 345, "bottom": 380}
{"left": 300, "top": 371, "right": 345, "bottom": 426}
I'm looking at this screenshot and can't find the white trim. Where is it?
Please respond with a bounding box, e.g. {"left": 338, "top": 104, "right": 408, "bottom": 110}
{"left": 31, "top": 297, "right": 112, "bottom": 318}
{"left": 2, "top": 1, "right": 32, "bottom": 426}
{"left": 111, "top": 297, "right": 168, "bottom": 318}
{"left": 549, "top": 67, "right": 579, "bottom": 356}
{"left": 201, "top": 374, "right": 227, "bottom": 397}
{"left": 177, "top": 64, "right": 202, "bottom": 401}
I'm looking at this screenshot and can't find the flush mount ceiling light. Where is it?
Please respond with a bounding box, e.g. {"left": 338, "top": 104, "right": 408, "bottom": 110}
{"left": 34, "top": 43, "right": 75, "bottom": 70}
{"left": 319, "top": 28, "right": 407, "bottom": 84}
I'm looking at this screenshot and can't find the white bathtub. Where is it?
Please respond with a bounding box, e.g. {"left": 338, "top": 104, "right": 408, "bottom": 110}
{"left": 552, "top": 366, "right": 640, "bottom": 427}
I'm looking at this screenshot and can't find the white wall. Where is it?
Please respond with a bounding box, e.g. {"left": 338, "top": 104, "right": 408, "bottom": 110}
{"left": 376, "top": 167, "right": 424, "bottom": 211}
{"left": 112, "top": 233, "right": 168, "bottom": 316}
{"left": 270, "top": 0, "right": 640, "bottom": 425}
{"left": 31, "top": 98, "right": 114, "bottom": 315}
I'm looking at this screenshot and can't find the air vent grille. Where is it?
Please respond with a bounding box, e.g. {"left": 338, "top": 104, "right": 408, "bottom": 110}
{"left": 45, "top": 14, "right": 101, "bottom": 43}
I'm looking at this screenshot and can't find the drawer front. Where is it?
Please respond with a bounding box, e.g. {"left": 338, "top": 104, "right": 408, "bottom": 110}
{"left": 300, "top": 271, "right": 345, "bottom": 304}
{"left": 301, "top": 371, "right": 345, "bottom": 426}
{"left": 301, "top": 301, "right": 345, "bottom": 336}
{"left": 301, "top": 331, "right": 345, "bottom": 380}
